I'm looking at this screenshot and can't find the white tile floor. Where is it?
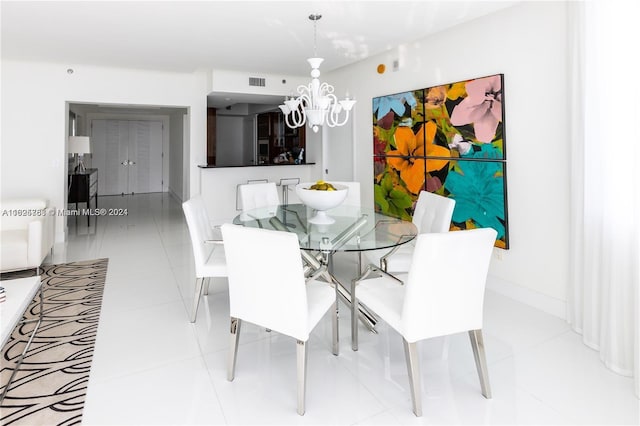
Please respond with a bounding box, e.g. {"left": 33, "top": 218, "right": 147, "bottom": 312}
{"left": 53, "top": 193, "right": 639, "bottom": 425}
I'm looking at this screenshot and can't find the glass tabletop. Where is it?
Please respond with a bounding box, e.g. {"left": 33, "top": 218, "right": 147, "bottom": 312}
{"left": 233, "top": 203, "right": 417, "bottom": 253}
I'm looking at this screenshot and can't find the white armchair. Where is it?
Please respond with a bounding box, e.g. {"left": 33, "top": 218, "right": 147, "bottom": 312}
{"left": 0, "top": 198, "right": 55, "bottom": 273}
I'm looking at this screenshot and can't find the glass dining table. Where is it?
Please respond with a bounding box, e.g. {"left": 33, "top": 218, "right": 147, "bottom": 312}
{"left": 233, "top": 203, "right": 418, "bottom": 350}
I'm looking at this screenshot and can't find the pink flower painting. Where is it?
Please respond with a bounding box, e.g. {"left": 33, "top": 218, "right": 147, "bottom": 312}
{"left": 450, "top": 75, "right": 502, "bottom": 143}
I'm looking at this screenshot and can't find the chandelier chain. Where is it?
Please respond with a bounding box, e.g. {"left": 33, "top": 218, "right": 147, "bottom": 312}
{"left": 309, "top": 13, "right": 321, "bottom": 57}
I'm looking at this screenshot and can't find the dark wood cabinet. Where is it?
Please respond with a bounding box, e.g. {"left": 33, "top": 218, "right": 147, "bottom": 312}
{"left": 68, "top": 168, "right": 98, "bottom": 225}
{"left": 257, "top": 113, "right": 271, "bottom": 164}
{"left": 207, "top": 108, "right": 217, "bottom": 165}
{"left": 257, "top": 112, "right": 306, "bottom": 164}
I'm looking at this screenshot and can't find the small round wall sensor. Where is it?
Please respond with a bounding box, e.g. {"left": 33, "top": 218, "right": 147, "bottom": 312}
{"left": 376, "top": 64, "right": 386, "bottom": 74}
{"left": 67, "top": 68, "right": 74, "bottom": 74}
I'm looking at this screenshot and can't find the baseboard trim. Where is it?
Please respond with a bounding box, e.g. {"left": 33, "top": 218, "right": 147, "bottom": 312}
{"left": 167, "top": 188, "right": 183, "bottom": 203}
{"left": 486, "top": 275, "right": 567, "bottom": 320}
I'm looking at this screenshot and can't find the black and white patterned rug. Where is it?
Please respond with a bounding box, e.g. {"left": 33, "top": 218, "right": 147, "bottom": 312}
{"left": 0, "top": 258, "right": 108, "bottom": 425}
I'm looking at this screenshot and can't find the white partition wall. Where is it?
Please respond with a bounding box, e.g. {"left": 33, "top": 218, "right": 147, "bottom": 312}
{"left": 199, "top": 164, "right": 319, "bottom": 224}
{"left": 1, "top": 60, "right": 206, "bottom": 243}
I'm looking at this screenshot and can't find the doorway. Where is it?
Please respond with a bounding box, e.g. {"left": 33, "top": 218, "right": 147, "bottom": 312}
{"left": 68, "top": 103, "right": 189, "bottom": 201}
{"left": 91, "top": 119, "right": 164, "bottom": 195}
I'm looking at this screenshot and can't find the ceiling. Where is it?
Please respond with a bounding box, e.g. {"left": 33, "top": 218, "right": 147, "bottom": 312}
{"left": 2, "top": 1, "right": 519, "bottom": 108}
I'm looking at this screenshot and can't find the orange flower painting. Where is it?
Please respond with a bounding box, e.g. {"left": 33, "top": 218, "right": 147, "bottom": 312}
{"left": 386, "top": 122, "right": 451, "bottom": 194}
{"left": 386, "top": 126, "right": 426, "bottom": 194}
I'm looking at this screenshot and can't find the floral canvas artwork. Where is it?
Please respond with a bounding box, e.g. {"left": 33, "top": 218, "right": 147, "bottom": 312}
{"left": 372, "top": 74, "right": 509, "bottom": 248}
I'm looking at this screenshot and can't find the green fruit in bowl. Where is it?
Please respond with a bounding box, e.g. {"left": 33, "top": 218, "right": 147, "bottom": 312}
{"left": 308, "top": 180, "right": 336, "bottom": 191}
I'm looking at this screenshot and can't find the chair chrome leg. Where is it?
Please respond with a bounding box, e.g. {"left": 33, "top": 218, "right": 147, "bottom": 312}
{"left": 350, "top": 276, "right": 358, "bottom": 351}
{"left": 469, "top": 329, "right": 492, "bottom": 398}
{"left": 296, "top": 340, "right": 308, "bottom": 416}
{"left": 349, "top": 263, "right": 379, "bottom": 351}
{"left": 331, "top": 298, "right": 339, "bottom": 356}
{"left": 228, "top": 317, "right": 241, "bottom": 381}
{"left": 190, "top": 277, "right": 204, "bottom": 323}
{"left": 402, "top": 339, "right": 422, "bottom": 417}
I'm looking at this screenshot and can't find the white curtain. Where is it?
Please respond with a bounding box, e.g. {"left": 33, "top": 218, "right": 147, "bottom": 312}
{"left": 568, "top": 0, "right": 640, "bottom": 398}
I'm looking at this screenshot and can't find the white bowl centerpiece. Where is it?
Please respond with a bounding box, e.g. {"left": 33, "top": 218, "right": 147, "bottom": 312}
{"left": 295, "top": 181, "right": 348, "bottom": 224}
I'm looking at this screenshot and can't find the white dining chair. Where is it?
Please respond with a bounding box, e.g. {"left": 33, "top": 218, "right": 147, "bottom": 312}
{"left": 220, "top": 223, "right": 338, "bottom": 416}
{"left": 354, "top": 227, "right": 497, "bottom": 416}
{"left": 182, "top": 196, "right": 227, "bottom": 323}
{"left": 237, "top": 181, "right": 280, "bottom": 211}
{"left": 330, "top": 181, "right": 361, "bottom": 206}
{"left": 366, "top": 190, "right": 455, "bottom": 273}
{"left": 278, "top": 177, "right": 301, "bottom": 205}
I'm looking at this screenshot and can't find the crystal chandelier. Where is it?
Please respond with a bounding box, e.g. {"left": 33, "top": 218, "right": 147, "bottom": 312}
{"left": 279, "top": 14, "right": 356, "bottom": 133}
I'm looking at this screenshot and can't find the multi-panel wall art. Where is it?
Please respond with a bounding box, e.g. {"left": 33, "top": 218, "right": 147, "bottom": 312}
{"left": 372, "top": 74, "right": 509, "bottom": 248}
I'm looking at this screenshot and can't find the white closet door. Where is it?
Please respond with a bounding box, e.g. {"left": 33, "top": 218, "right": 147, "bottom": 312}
{"left": 114, "top": 120, "right": 131, "bottom": 195}
{"left": 91, "top": 119, "right": 107, "bottom": 193}
{"left": 91, "top": 119, "right": 163, "bottom": 196}
{"left": 92, "top": 119, "right": 130, "bottom": 195}
{"left": 128, "top": 121, "right": 163, "bottom": 194}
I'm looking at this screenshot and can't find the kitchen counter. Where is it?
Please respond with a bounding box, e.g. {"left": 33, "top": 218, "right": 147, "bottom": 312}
{"left": 198, "top": 163, "right": 321, "bottom": 222}
{"left": 198, "top": 163, "right": 315, "bottom": 168}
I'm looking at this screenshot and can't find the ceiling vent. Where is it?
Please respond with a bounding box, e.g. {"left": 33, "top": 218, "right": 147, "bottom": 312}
{"left": 249, "top": 77, "right": 266, "bottom": 87}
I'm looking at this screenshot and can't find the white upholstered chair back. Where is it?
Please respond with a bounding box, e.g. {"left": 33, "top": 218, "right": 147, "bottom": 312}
{"left": 182, "top": 196, "right": 227, "bottom": 322}
{"left": 412, "top": 191, "right": 456, "bottom": 234}
{"left": 221, "top": 223, "right": 311, "bottom": 341}
{"left": 238, "top": 182, "right": 280, "bottom": 211}
{"left": 183, "top": 196, "right": 217, "bottom": 277}
{"left": 365, "top": 191, "right": 456, "bottom": 273}
{"left": 401, "top": 227, "right": 497, "bottom": 342}
{"left": 330, "top": 181, "right": 361, "bottom": 206}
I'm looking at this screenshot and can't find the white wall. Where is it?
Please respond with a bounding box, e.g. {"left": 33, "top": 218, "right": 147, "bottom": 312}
{"left": 0, "top": 61, "right": 208, "bottom": 242}
{"left": 323, "top": 121, "right": 355, "bottom": 181}
{"left": 210, "top": 69, "right": 309, "bottom": 97}
{"left": 169, "top": 111, "right": 185, "bottom": 200}
{"left": 326, "top": 1, "right": 571, "bottom": 317}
